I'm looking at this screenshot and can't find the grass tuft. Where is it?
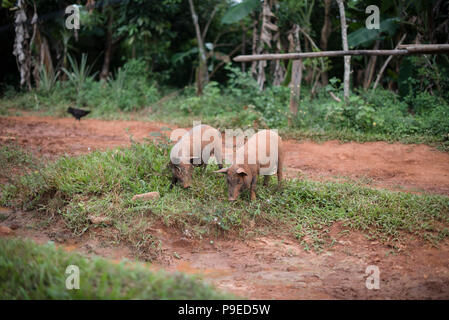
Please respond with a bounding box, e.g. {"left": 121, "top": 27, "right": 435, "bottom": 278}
{"left": 0, "top": 238, "right": 233, "bottom": 299}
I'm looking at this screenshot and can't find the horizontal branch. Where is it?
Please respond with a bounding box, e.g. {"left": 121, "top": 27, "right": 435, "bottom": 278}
{"left": 233, "top": 44, "right": 449, "bottom": 62}
{"left": 397, "top": 44, "right": 449, "bottom": 52}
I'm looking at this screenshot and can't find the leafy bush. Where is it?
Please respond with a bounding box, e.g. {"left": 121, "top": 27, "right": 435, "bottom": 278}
{"left": 399, "top": 56, "right": 449, "bottom": 101}
{"left": 406, "top": 91, "right": 446, "bottom": 115}
{"left": 107, "top": 59, "right": 160, "bottom": 111}
{"left": 324, "top": 95, "right": 379, "bottom": 131}
{"left": 180, "top": 81, "right": 224, "bottom": 116}
{"left": 37, "top": 65, "right": 59, "bottom": 93}
{"left": 62, "top": 53, "right": 98, "bottom": 94}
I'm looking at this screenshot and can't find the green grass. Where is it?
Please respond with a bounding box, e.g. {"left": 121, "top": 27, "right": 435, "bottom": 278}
{"left": 2, "top": 142, "right": 449, "bottom": 257}
{"left": 0, "top": 144, "right": 39, "bottom": 183}
{"left": 279, "top": 127, "right": 449, "bottom": 150}
{"left": 0, "top": 238, "right": 233, "bottom": 299}
{"left": 2, "top": 74, "right": 448, "bottom": 152}
{"left": 0, "top": 144, "right": 37, "bottom": 168}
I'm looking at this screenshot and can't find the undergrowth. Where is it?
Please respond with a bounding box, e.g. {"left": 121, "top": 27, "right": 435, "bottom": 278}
{"left": 1, "top": 61, "right": 448, "bottom": 151}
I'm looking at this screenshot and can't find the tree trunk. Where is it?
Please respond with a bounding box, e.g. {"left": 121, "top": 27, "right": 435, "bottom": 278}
{"left": 272, "top": 30, "right": 286, "bottom": 86}
{"left": 12, "top": 0, "right": 32, "bottom": 90}
{"left": 32, "top": 27, "right": 54, "bottom": 88}
{"left": 256, "top": 0, "right": 277, "bottom": 90}
{"left": 336, "top": 0, "right": 350, "bottom": 102}
{"left": 304, "top": 40, "right": 313, "bottom": 85}
{"left": 60, "top": 32, "right": 70, "bottom": 81}
{"left": 100, "top": 13, "right": 113, "bottom": 81}
{"left": 241, "top": 23, "right": 246, "bottom": 73}
{"left": 288, "top": 25, "right": 302, "bottom": 121}
{"left": 251, "top": 18, "right": 259, "bottom": 79}
{"left": 188, "top": 0, "right": 209, "bottom": 96}
{"left": 320, "top": 0, "right": 332, "bottom": 85}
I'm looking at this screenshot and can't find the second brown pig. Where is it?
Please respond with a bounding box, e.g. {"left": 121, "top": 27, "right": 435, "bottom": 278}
{"left": 215, "top": 129, "right": 283, "bottom": 201}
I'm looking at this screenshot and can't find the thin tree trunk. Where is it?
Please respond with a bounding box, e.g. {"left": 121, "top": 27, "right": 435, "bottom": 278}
{"left": 320, "top": 0, "right": 332, "bottom": 85}
{"left": 336, "top": 0, "right": 350, "bottom": 102}
{"left": 32, "top": 27, "right": 54, "bottom": 87}
{"left": 251, "top": 18, "right": 259, "bottom": 79}
{"left": 241, "top": 23, "right": 246, "bottom": 73}
{"left": 256, "top": 0, "right": 277, "bottom": 90}
{"left": 304, "top": 39, "right": 313, "bottom": 86}
{"left": 272, "top": 30, "right": 286, "bottom": 85}
{"left": 13, "top": 0, "right": 32, "bottom": 90}
{"left": 288, "top": 25, "right": 302, "bottom": 122}
{"left": 188, "top": 0, "right": 209, "bottom": 95}
{"left": 61, "top": 32, "right": 70, "bottom": 81}
{"left": 290, "top": 60, "right": 302, "bottom": 119}
{"left": 100, "top": 13, "right": 113, "bottom": 81}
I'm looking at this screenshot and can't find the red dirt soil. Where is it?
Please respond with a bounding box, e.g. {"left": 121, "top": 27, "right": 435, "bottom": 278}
{"left": 1, "top": 115, "right": 449, "bottom": 299}
{"left": 2, "top": 115, "right": 449, "bottom": 194}
{"left": 2, "top": 209, "right": 449, "bottom": 299}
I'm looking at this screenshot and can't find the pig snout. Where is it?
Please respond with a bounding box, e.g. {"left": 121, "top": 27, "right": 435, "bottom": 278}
{"left": 227, "top": 186, "right": 241, "bottom": 202}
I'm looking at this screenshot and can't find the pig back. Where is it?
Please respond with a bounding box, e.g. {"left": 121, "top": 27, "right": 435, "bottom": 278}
{"left": 236, "top": 130, "right": 282, "bottom": 175}
{"left": 173, "top": 125, "right": 222, "bottom": 164}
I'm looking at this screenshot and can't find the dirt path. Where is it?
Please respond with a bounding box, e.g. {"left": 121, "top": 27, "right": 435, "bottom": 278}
{"left": 1, "top": 115, "right": 449, "bottom": 299}
{"left": 2, "top": 209, "right": 449, "bottom": 299}
{"left": 2, "top": 115, "right": 449, "bottom": 195}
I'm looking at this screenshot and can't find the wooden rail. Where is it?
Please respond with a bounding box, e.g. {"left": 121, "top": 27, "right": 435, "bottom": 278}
{"left": 233, "top": 44, "right": 449, "bottom": 62}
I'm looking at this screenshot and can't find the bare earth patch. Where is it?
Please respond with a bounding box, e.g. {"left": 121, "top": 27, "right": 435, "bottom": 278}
{"left": 1, "top": 209, "right": 449, "bottom": 299}
{"left": 1, "top": 115, "right": 449, "bottom": 299}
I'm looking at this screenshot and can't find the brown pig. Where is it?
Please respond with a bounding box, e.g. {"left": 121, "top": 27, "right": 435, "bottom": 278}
{"left": 170, "top": 124, "right": 223, "bottom": 188}
{"left": 215, "top": 130, "right": 283, "bottom": 201}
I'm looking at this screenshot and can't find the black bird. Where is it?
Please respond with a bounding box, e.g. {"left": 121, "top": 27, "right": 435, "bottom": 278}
{"left": 67, "top": 107, "right": 91, "bottom": 121}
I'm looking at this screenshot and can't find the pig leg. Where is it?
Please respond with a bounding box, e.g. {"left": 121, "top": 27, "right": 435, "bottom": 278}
{"left": 210, "top": 151, "right": 223, "bottom": 169}
{"left": 277, "top": 160, "right": 283, "bottom": 186}
{"left": 170, "top": 176, "right": 178, "bottom": 189}
{"left": 250, "top": 176, "right": 258, "bottom": 201}
{"left": 263, "top": 175, "right": 270, "bottom": 186}
{"left": 214, "top": 145, "right": 224, "bottom": 169}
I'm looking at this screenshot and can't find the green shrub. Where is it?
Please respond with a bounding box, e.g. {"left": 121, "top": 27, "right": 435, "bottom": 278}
{"left": 180, "top": 81, "right": 225, "bottom": 116}
{"left": 62, "top": 53, "right": 98, "bottom": 95}
{"left": 107, "top": 59, "right": 160, "bottom": 111}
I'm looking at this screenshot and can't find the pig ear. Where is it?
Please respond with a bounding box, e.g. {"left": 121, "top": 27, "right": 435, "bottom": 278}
{"left": 214, "top": 167, "right": 229, "bottom": 174}
{"left": 236, "top": 167, "right": 248, "bottom": 176}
